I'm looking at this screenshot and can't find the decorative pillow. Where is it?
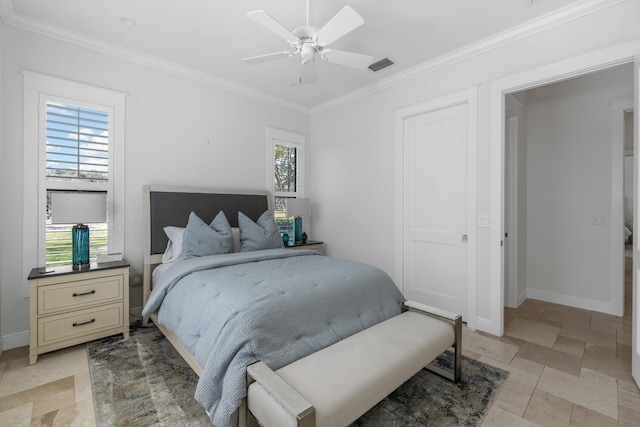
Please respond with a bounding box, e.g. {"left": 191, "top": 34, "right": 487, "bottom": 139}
{"left": 181, "top": 211, "right": 233, "bottom": 260}
{"left": 161, "top": 226, "right": 185, "bottom": 263}
{"left": 238, "top": 210, "right": 283, "bottom": 252}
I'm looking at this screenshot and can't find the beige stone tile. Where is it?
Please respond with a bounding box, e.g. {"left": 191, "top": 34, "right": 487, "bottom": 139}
{"left": 539, "top": 308, "right": 569, "bottom": 325}
{"left": 30, "top": 396, "right": 96, "bottom": 427}
{"left": 618, "top": 345, "right": 631, "bottom": 364}
{"left": 31, "top": 385, "right": 76, "bottom": 419}
{"left": 558, "top": 322, "right": 590, "bottom": 343}
{"left": 0, "top": 362, "right": 6, "bottom": 382}
{"left": 0, "top": 376, "right": 75, "bottom": 415}
{"left": 510, "top": 302, "right": 545, "bottom": 322}
{"left": 0, "top": 345, "right": 88, "bottom": 398}
{"left": 552, "top": 335, "right": 585, "bottom": 357}
{"left": 570, "top": 404, "right": 617, "bottom": 427}
{"left": 536, "top": 367, "right": 618, "bottom": 420}
{"left": 73, "top": 372, "right": 92, "bottom": 403}
{"left": 528, "top": 299, "right": 571, "bottom": 313}
{"left": 590, "top": 311, "right": 625, "bottom": 331}
{"left": 578, "top": 367, "right": 617, "bottom": 390}
{"left": 617, "top": 328, "right": 632, "bottom": 346}
{"left": 480, "top": 404, "right": 541, "bottom": 427}
{"left": 582, "top": 343, "right": 631, "bottom": 379}
{"left": 516, "top": 342, "right": 582, "bottom": 377}
{"left": 568, "top": 306, "right": 592, "bottom": 318}
{"left": 462, "top": 326, "right": 519, "bottom": 364}
{"left": 618, "top": 376, "right": 640, "bottom": 425}
{"left": 536, "top": 318, "right": 564, "bottom": 329}
{"left": 585, "top": 327, "right": 617, "bottom": 350}
{"left": 479, "top": 356, "right": 539, "bottom": 417}
{"left": 564, "top": 312, "right": 592, "bottom": 329}
{"left": 505, "top": 318, "right": 559, "bottom": 348}
{"left": 523, "top": 389, "right": 572, "bottom": 426}
{"left": 510, "top": 356, "right": 544, "bottom": 377}
{"left": 0, "top": 402, "right": 32, "bottom": 427}
{"left": 0, "top": 347, "right": 29, "bottom": 364}
{"left": 462, "top": 348, "right": 482, "bottom": 360}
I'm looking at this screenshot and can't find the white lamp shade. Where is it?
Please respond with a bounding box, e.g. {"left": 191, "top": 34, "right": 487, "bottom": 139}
{"left": 285, "top": 198, "right": 311, "bottom": 217}
{"left": 50, "top": 192, "right": 107, "bottom": 224}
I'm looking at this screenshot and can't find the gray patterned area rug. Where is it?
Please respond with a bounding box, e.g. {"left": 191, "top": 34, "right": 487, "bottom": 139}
{"left": 88, "top": 323, "right": 507, "bottom": 427}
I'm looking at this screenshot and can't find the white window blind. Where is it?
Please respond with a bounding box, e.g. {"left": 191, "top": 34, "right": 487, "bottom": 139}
{"left": 46, "top": 103, "right": 109, "bottom": 182}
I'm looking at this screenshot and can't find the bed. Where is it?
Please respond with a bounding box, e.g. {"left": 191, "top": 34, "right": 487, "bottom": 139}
{"left": 141, "top": 185, "right": 406, "bottom": 427}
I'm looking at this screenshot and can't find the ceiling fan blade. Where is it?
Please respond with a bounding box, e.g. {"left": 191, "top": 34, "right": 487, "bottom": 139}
{"left": 297, "top": 60, "right": 318, "bottom": 86}
{"left": 247, "top": 10, "right": 299, "bottom": 44}
{"left": 242, "top": 51, "right": 293, "bottom": 65}
{"left": 322, "top": 49, "right": 373, "bottom": 70}
{"left": 315, "top": 6, "right": 365, "bottom": 46}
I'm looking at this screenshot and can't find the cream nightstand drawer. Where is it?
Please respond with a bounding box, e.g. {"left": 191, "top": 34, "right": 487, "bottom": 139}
{"left": 38, "top": 276, "right": 123, "bottom": 315}
{"left": 38, "top": 302, "right": 124, "bottom": 347}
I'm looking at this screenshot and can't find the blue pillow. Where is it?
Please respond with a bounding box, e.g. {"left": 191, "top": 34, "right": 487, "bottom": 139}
{"left": 238, "top": 211, "right": 283, "bottom": 252}
{"left": 181, "top": 211, "right": 233, "bottom": 260}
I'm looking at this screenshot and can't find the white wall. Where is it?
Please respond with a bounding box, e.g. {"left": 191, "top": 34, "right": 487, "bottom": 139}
{"left": 0, "top": 18, "right": 5, "bottom": 353}
{"left": 309, "top": 0, "right": 640, "bottom": 331}
{"left": 0, "top": 25, "right": 309, "bottom": 348}
{"left": 523, "top": 65, "right": 633, "bottom": 309}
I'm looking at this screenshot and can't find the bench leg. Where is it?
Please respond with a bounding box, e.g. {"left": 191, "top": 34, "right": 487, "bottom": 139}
{"left": 425, "top": 315, "right": 462, "bottom": 383}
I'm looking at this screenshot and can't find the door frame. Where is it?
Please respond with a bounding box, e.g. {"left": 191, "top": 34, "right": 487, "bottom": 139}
{"left": 504, "top": 94, "right": 524, "bottom": 309}
{"left": 394, "top": 86, "right": 478, "bottom": 329}
{"left": 489, "top": 40, "right": 640, "bottom": 336}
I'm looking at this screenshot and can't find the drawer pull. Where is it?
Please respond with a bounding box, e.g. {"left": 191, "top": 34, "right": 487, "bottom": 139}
{"left": 72, "top": 290, "right": 96, "bottom": 297}
{"left": 72, "top": 319, "right": 96, "bottom": 327}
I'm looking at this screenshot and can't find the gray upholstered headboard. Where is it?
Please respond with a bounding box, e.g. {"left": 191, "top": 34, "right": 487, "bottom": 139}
{"left": 144, "top": 185, "right": 271, "bottom": 256}
{"left": 142, "top": 185, "right": 272, "bottom": 303}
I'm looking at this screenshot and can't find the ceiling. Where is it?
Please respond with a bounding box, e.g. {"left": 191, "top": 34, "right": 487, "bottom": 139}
{"left": 1, "top": 0, "right": 582, "bottom": 110}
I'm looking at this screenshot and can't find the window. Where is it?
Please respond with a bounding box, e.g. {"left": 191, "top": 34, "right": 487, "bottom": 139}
{"left": 44, "top": 102, "right": 110, "bottom": 266}
{"left": 23, "top": 71, "right": 127, "bottom": 269}
{"left": 266, "top": 127, "right": 306, "bottom": 234}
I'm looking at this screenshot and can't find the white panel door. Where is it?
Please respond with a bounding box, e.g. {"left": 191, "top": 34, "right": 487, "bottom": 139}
{"left": 403, "top": 103, "right": 468, "bottom": 316}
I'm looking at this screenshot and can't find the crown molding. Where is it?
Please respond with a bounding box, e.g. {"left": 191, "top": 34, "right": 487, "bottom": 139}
{"left": 310, "top": 0, "right": 627, "bottom": 114}
{"left": 3, "top": 8, "right": 311, "bottom": 115}
{"left": 1, "top": 0, "right": 627, "bottom": 116}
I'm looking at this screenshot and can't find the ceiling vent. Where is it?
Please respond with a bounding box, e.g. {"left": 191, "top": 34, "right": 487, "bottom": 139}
{"left": 368, "top": 58, "right": 394, "bottom": 72}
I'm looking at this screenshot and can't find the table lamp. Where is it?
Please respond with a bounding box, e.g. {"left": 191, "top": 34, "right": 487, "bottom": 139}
{"left": 50, "top": 192, "right": 107, "bottom": 270}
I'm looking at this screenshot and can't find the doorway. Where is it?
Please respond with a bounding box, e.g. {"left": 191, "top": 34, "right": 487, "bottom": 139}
{"left": 503, "top": 64, "right": 633, "bottom": 315}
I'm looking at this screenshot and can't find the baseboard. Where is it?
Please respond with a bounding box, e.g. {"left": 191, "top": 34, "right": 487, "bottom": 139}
{"left": 1, "top": 330, "right": 29, "bottom": 351}
{"left": 525, "top": 288, "right": 622, "bottom": 316}
{"left": 517, "top": 289, "right": 528, "bottom": 307}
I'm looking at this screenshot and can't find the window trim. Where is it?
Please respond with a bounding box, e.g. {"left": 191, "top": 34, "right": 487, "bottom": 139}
{"left": 23, "top": 71, "right": 127, "bottom": 271}
{"left": 266, "top": 126, "right": 306, "bottom": 199}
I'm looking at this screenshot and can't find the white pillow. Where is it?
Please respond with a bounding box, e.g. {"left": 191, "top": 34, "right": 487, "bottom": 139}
{"left": 161, "top": 226, "right": 185, "bottom": 263}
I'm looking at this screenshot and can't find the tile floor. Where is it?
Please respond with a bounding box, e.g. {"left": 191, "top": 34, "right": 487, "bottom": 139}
{"left": 1, "top": 263, "right": 638, "bottom": 426}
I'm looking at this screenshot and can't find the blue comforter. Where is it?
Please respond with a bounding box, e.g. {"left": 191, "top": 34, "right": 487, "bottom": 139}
{"left": 142, "top": 249, "right": 405, "bottom": 427}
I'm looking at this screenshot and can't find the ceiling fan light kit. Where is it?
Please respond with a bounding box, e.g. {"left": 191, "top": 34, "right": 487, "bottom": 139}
{"left": 243, "top": 0, "right": 373, "bottom": 85}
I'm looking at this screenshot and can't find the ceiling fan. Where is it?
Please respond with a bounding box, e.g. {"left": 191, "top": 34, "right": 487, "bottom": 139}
{"left": 242, "top": 0, "right": 373, "bottom": 85}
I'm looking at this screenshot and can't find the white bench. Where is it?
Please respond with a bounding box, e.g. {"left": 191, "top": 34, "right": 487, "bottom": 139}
{"left": 246, "top": 301, "right": 462, "bottom": 427}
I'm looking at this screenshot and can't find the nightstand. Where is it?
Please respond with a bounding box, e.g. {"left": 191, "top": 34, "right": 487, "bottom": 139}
{"left": 28, "top": 260, "right": 130, "bottom": 365}
{"left": 284, "top": 240, "right": 324, "bottom": 254}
